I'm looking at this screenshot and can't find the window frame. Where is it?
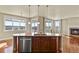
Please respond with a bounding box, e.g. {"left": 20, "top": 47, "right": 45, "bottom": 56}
{"left": 4, "top": 15, "right": 27, "bottom": 31}
{"left": 31, "top": 18, "right": 40, "bottom": 35}
{"left": 44, "top": 18, "right": 61, "bottom": 35}
{"left": 4, "top": 17, "right": 13, "bottom": 31}
{"left": 54, "top": 20, "right": 61, "bottom": 34}
{"left": 44, "top": 18, "right": 53, "bottom": 35}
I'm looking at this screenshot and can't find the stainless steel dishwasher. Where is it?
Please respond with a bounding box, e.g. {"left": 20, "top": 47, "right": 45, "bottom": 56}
{"left": 19, "top": 37, "right": 32, "bottom": 53}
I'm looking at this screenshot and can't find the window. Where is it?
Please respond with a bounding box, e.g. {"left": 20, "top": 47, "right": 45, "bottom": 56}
{"left": 4, "top": 16, "right": 26, "bottom": 31}
{"left": 55, "top": 20, "right": 60, "bottom": 27}
{"left": 54, "top": 20, "right": 61, "bottom": 34}
{"left": 44, "top": 18, "right": 61, "bottom": 35}
{"left": 4, "top": 20, "right": 13, "bottom": 30}
{"left": 46, "top": 22, "right": 52, "bottom": 27}
{"left": 45, "top": 18, "right": 52, "bottom": 35}
{"left": 31, "top": 18, "right": 39, "bottom": 35}
{"left": 19, "top": 20, "right": 26, "bottom": 30}
{"left": 13, "top": 20, "right": 20, "bottom": 30}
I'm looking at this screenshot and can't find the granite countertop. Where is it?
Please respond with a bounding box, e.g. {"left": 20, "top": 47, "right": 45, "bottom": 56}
{"left": 13, "top": 33, "right": 61, "bottom": 36}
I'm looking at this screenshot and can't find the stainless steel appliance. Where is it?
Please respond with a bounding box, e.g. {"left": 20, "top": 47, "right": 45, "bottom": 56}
{"left": 19, "top": 37, "right": 31, "bottom": 53}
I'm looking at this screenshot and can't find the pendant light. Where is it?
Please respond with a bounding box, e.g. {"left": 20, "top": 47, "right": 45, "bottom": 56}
{"left": 46, "top": 5, "right": 48, "bottom": 18}
{"left": 21, "top": 6, "right": 23, "bottom": 17}
{"left": 37, "top": 5, "right": 40, "bottom": 25}
{"left": 38, "top": 5, "right": 39, "bottom": 17}
{"left": 29, "top": 5, "right": 30, "bottom": 18}
{"left": 28, "top": 5, "right": 31, "bottom": 24}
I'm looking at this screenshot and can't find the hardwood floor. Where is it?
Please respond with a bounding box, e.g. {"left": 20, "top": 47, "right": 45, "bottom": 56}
{"left": 63, "top": 36, "right": 79, "bottom": 53}
{"left": 0, "top": 39, "right": 13, "bottom": 53}
{"left": 1, "top": 36, "right": 79, "bottom": 53}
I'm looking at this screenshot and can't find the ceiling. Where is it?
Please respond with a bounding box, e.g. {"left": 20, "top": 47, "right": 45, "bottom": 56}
{"left": 0, "top": 5, "right": 79, "bottom": 19}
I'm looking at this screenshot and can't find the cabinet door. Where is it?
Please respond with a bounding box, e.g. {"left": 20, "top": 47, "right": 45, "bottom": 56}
{"left": 58, "top": 37, "right": 61, "bottom": 52}
{"left": 32, "top": 37, "right": 50, "bottom": 53}
{"left": 39, "top": 37, "right": 49, "bottom": 52}
{"left": 32, "top": 37, "right": 40, "bottom": 52}
{"left": 13, "top": 36, "right": 17, "bottom": 53}
{"left": 49, "top": 37, "right": 57, "bottom": 52}
{"left": 32, "top": 36, "right": 61, "bottom": 53}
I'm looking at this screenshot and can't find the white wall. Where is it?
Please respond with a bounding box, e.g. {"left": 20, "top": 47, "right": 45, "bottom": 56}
{"left": 61, "top": 17, "right": 79, "bottom": 52}
{"left": 0, "top": 13, "right": 27, "bottom": 40}
{"left": 62, "top": 17, "right": 79, "bottom": 35}
{"left": 0, "top": 13, "right": 45, "bottom": 40}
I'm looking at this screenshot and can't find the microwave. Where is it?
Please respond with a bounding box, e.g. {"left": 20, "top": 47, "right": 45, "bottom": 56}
{"left": 70, "top": 28, "right": 79, "bottom": 35}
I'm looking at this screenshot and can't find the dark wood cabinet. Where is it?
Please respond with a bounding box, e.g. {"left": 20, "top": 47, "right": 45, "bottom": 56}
{"left": 13, "top": 36, "right": 18, "bottom": 53}
{"left": 32, "top": 36, "right": 61, "bottom": 53}
{"left": 13, "top": 36, "right": 61, "bottom": 53}
{"left": 32, "top": 36, "right": 50, "bottom": 53}
{"left": 32, "top": 37, "right": 40, "bottom": 52}
{"left": 49, "top": 38, "right": 57, "bottom": 52}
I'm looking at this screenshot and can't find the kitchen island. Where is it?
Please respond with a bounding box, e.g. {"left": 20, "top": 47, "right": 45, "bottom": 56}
{"left": 13, "top": 33, "right": 61, "bottom": 53}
